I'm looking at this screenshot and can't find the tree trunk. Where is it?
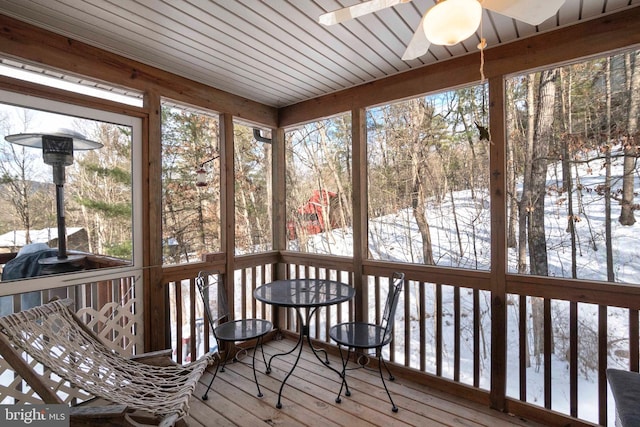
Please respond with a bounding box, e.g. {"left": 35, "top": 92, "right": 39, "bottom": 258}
{"left": 506, "top": 81, "right": 519, "bottom": 249}
{"left": 528, "top": 69, "right": 558, "bottom": 362}
{"left": 517, "top": 75, "right": 536, "bottom": 274}
{"left": 319, "top": 125, "right": 351, "bottom": 229}
{"left": 409, "top": 100, "right": 435, "bottom": 265}
{"left": 619, "top": 51, "right": 639, "bottom": 225}
{"left": 604, "top": 57, "right": 615, "bottom": 282}
{"left": 560, "top": 69, "right": 578, "bottom": 278}
{"left": 528, "top": 69, "right": 557, "bottom": 277}
{"left": 413, "top": 172, "right": 435, "bottom": 265}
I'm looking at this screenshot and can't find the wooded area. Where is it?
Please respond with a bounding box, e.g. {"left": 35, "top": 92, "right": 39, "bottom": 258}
{"left": 0, "top": 108, "right": 133, "bottom": 261}
{"left": 1, "top": 8, "right": 639, "bottom": 425}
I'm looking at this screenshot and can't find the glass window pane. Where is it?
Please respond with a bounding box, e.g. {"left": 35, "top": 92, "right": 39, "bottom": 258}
{"left": 506, "top": 48, "right": 640, "bottom": 283}
{"left": 285, "top": 114, "right": 353, "bottom": 256}
{"left": 234, "top": 123, "right": 272, "bottom": 254}
{"left": 367, "top": 84, "right": 490, "bottom": 269}
{"left": 161, "top": 102, "right": 220, "bottom": 265}
{"left": 0, "top": 97, "right": 135, "bottom": 282}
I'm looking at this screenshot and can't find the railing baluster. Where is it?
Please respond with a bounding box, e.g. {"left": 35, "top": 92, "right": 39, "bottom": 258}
{"left": 336, "top": 270, "right": 342, "bottom": 327}
{"left": 631, "top": 309, "right": 639, "bottom": 372}
{"left": 202, "top": 275, "right": 211, "bottom": 357}
{"left": 570, "top": 301, "right": 578, "bottom": 417}
{"left": 420, "top": 281, "right": 426, "bottom": 372}
{"left": 405, "top": 277, "right": 411, "bottom": 366}
{"left": 251, "top": 266, "right": 257, "bottom": 318}
{"left": 189, "top": 277, "right": 196, "bottom": 362}
{"left": 544, "top": 298, "right": 551, "bottom": 409}
{"left": 598, "top": 305, "right": 607, "bottom": 426}
{"left": 324, "top": 268, "right": 331, "bottom": 342}
{"left": 316, "top": 265, "right": 322, "bottom": 339}
{"left": 241, "top": 268, "right": 247, "bottom": 320}
{"left": 519, "top": 295, "right": 527, "bottom": 401}
{"left": 259, "top": 264, "right": 266, "bottom": 318}
{"left": 473, "top": 288, "right": 480, "bottom": 388}
{"left": 454, "top": 285, "right": 460, "bottom": 382}
{"left": 174, "top": 280, "right": 184, "bottom": 364}
{"left": 436, "top": 283, "right": 442, "bottom": 377}
{"left": 375, "top": 276, "right": 381, "bottom": 324}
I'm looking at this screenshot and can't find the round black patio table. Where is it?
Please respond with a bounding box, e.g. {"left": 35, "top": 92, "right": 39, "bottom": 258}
{"left": 254, "top": 278, "right": 355, "bottom": 409}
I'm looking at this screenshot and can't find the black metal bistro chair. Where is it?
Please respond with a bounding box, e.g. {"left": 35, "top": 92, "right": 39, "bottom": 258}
{"left": 196, "top": 271, "right": 272, "bottom": 399}
{"left": 329, "top": 271, "right": 405, "bottom": 412}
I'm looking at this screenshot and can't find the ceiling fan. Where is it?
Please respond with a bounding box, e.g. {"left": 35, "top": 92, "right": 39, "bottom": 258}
{"left": 319, "top": 0, "right": 566, "bottom": 60}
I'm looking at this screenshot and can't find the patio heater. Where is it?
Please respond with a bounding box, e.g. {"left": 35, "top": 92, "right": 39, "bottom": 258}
{"left": 4, "top": 129, "right": 103, "bottom": 271}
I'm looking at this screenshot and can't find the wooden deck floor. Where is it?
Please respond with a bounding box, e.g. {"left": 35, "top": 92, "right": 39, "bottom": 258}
{"left": 185, "top": 338, "right": 543, "bottom": 427}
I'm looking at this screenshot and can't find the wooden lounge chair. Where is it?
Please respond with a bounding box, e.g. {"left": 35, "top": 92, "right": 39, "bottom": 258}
{"left": 0, "top": 298, "right": 216, "bottom": 427}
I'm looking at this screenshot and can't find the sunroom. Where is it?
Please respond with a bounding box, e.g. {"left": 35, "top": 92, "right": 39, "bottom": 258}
{"left": 0, "top": 1, "right": 639, "bottom": 426}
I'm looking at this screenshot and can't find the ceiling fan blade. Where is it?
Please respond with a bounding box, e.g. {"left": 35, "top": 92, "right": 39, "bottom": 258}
{"left": 319, "top": 0, "right": 409, "bottom": 26}
{"left": 482, "top": 0, "right": 566, "bottom": 26}
{"left": 401, "top": 14, "right": 431, "bottom": 61}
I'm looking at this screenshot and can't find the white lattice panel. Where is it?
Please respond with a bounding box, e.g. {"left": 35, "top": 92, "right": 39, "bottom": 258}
{"left": 77, "top": 297, "right": 143, "bottom": 356}
{"left": 0, "top": 292, "right": 144, "bottom": 404}
{"left": 0, "top": 352, "right": 92, "bottom": 405}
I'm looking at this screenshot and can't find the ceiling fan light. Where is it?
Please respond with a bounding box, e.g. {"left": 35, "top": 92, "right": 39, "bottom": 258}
{"left": 423, "top": 0, "right": 482, "bottom": 46}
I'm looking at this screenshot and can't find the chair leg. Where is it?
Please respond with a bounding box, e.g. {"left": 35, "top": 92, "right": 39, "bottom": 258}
{"left": 252, "top": 336, "right": 264, "bottom": 397}
{"left": 335, "top": 345, "right": 352, "bottom": 404}
{"left": 259, "top": 337, "right": 269, "bottom": 369}
{"left": 202, "top": 359, "right": 221, "bottom": 401}
{"left": 381, "top": 357, "right": 395, "bottom": 381}
{"left": 377, "top": 355, "right": 398, "bottom": 412}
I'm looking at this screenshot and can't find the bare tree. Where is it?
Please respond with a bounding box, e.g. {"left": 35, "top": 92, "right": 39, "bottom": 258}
{"left": 619, "top": 50, "right": 640, "bottom": 225}
{"left": 525, "top": 69, "right": 558, "bottom": 366}
{"left": 604, "top": 57, "right": 615, "bottom": 282}
{"left": 407, "top": 99, "right": 437, "bottom": 265}
{"left": 0, "top": 108, "right": 50, "bottom": 244}
{"left": 517, "top": 74, "right": 536, "bottom": 275}
{"left": 559, "top": 68, "right": 578, "bottom": 279}
{"left": 72, "top": 123, "right": 133, "bottom": 257}
{"left": 506, "top": 80, "right": 522, "bottom": 249}
{"left": 528, "top": 69, "right": 558, "bottom": 276}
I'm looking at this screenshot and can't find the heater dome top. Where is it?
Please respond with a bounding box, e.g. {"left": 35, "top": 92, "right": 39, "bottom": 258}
{"left": 5, "top": 128, "right": 103, "bottom": 150}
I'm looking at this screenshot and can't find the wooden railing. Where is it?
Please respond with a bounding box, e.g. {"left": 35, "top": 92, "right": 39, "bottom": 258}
{"left": 280, "top": 257, "right": 355, "bottom": 341}
{"left": 3, "top": 251, "right": 636, "bottom": 425}
{"left": 166, "top": 254, "right": 640, "bottom": 426}
{"left": 502, "top": 275, "right": 640, "bottom": 426}
{"left": 165, "top": 253, "right": 357, "bottom": 363}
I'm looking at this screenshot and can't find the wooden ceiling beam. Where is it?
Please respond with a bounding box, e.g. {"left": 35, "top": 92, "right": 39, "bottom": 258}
{"left": 278, "top": 7, "right": 640, "bottom": 128}
{"left": 0, "top": 14, "right": 278, "bottom": 127}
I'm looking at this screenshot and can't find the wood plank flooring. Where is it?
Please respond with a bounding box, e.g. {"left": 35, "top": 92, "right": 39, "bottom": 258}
{"left": 185, "top": 338, "right": 543, "bottom": 427}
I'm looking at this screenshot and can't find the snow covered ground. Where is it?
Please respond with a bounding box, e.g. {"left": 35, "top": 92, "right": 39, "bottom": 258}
{"left": 293, "top": 148, "right": 639, "bottom": 425}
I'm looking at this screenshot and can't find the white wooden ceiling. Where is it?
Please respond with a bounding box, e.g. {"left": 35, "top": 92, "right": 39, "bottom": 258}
{"left": 0, "top": 0, "right": 638, "bottom": 108}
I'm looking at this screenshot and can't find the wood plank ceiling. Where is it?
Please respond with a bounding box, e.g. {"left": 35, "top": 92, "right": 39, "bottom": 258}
{"left": 0, "top": 0, "right": 638, "bottom": 108}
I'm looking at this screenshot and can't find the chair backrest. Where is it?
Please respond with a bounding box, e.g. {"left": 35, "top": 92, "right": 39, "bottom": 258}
{"left": 381, "top": 272, "right": 404, "bottom": 344}
{"left": 196, "top": 271, "right": 229, "bottom": 340}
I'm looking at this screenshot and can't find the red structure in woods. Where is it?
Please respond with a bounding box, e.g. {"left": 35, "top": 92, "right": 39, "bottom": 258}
{"left": 287, "top": 189, "right": 339, "bottom": 240}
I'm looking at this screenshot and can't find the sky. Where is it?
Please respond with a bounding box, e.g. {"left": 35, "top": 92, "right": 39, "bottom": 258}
{"left": 0, "top": 64, "right": 142, "bottom": 107}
